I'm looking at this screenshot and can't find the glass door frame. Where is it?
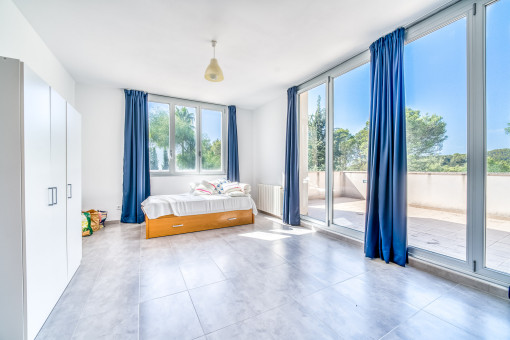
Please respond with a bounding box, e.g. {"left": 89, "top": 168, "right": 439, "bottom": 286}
{"left": 297, "top": 79, "right": 329, "bottom": 228}
{"left": 297, "top": 51, "right": 371, "bottom": 241}
{"left": 296, "top": 0, "right": 510, "bottom": 286}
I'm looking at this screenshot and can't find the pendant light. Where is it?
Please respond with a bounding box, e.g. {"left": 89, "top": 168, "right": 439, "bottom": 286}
{"left": 204, "top": 40, "right": 224, "bottom": 82}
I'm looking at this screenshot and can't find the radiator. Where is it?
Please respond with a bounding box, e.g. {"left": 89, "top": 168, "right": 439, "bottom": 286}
{"left": 257, "top": 184, "right": 284, "bottom": 217}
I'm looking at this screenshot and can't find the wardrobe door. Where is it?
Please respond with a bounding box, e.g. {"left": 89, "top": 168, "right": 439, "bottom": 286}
{"left": 50, "top": 88, "right": 69, "bottom": 289}
{"left": 0, "top": 57, "right": 24, "bottom": 340}
{"left": 66, "top": 103, "right": 82, "bottom": 279}
{"left": 23, "top": 67, "right": 57, "bottom": 340}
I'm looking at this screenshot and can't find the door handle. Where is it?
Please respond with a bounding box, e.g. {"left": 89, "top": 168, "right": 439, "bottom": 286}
{"left": 53, "top": 187, "right": 57, "bottom": 205}
{"left": 68, "top": 184, "right": 72, "bottom": 199}
{"left": 48, "top": 187, "right": 54, "bottom": 206}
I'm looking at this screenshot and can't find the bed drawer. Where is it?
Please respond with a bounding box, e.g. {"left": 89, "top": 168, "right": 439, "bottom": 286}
{"left": 145, "top": 209, "right": 254, "bottom": 239}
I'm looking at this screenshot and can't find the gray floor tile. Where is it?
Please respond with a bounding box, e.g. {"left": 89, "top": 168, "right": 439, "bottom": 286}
{"left": 381, "top": 310, "right": 477, "bottom": 340}
{"left": 72, "top": 303, "right": 138, "bottom": 340}
{"left": 180, "top": 258, "right": 226, "bottom": 289}
{"left": 207, "top": 301, "right": 339, "bottom": 340}
{"left": 139, "top": 291, "right": 203, "bottom": 340}
{"left": 291, "top": 254, "right": 354, "bottom": 285}
{"left": 424, "top": 284, "right": 510, "bottom": 339}
{"left": 188, "top": 280, "right": 257, "bottom": 334}
{"left": 140, "top": 263, "right": 187, "bottom": 302}
{"left": 258, "top": 263, "right": 327, "bottom": 299}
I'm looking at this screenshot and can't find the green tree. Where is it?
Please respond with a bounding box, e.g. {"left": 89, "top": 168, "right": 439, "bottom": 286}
{"left": 331, "top": 121, "right": 369, "bottom": 172}
{"left": 308, "top": 96, "right": 326, "bottom": 171}
{"left": 350, "top": 121, "right": 370, "bottom": 171}
{"left": 175, "top": 106, "right": 196, "bottom": 170}
{"left": 406, "top": 108, "right": 448, "bottom": 157}
{"left": 406, "top": 108, "right": 448, "bottom": 171}
{"left": 148, "top": 106, "right": 169, "bottom": 170}
{"left": 333, "top": 128, "right": 355, "bottom": 171}
{"left": 149, "top": 108, "right": 169, "bottom": 149}
{"left": 149, "top": 147, "right": 158, "bottom": 170}
{"left": 505, "top": 123, "right": 510, "bottom": 135}
{"left": 201, "top": 134, "right": 221, "bottom": 170}
{"left": 487, "top": 148, "right": 510, "bottom": 172}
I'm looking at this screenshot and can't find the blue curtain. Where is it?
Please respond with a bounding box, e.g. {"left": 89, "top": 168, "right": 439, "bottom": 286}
{"left": 283, "top": 86, "right": 300, "bottom": 226}
{"left": 121, "top": 90, "right": 151, "bottom": 223}
{"left": 364, "top": 28, "right": 407, "bottom": 266}
{"left": 227, "top": 105, "right": 240, "bottom": 182}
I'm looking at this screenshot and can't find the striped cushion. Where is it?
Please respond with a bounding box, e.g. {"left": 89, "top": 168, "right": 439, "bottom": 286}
{"left": 193, "top": 184, "right": 214, "bottom": 195}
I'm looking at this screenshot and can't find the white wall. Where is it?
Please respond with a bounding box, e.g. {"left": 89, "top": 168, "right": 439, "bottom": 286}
{"left": 0, "top": 0, "right": 75, "bottom": 104}
{"left": 75, "top": 84, "right": 124, "bottom": 220}
{"left": 76, "top": 83, "right": 254, "bottom": 221}
{"left": 251, "top": 93, "right": 287, "bottom": 202}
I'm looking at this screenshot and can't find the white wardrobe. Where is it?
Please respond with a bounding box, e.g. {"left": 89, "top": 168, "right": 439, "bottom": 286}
{"left": 0, "top": 57, "right": 82, "bottom": 340}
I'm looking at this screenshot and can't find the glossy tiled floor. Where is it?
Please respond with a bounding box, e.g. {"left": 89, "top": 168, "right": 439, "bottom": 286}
{"left": 36, "top": 214, "right": 510, "bottom": 339}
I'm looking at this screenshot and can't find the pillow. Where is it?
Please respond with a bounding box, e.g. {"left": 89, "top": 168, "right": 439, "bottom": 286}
{"left": 193, "top": 183, "right": 214, "bottom": 195}
{"left": 189, "top": 182, "right": 199, "bottom": 193}
{"left": 222, "top": 182, "right": 243, "bottom": 194}
{"left": 201, "top": 180, "right": 218, "bottom": 193}
{"left": 239, "top": 183, "right": 251, "bottom": 194}
{"left": 217, "top": 178, "right": 231, "bottom": 194}
{"left": 227, "top": 191, "right": 248, "bottom": 197}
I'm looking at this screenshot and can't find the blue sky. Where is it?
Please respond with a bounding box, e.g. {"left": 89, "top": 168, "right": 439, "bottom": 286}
{"left": 486, "top": 0, "right": 510, "bottom": 152}
{"left": 305, "top": 0, "right": 509, "bottom": 155}
{"left": 201, "top": 109, "right": 222, "bottom": 142}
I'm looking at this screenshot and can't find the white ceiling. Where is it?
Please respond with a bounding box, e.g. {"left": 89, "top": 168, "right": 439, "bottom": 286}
{"left": 13, "top": 0, "right": 451, "bottom": 109}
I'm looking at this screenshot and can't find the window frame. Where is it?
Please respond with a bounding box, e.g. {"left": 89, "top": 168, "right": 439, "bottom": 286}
{"left": 148, "top": 94, "right": 227, "bottom": 176}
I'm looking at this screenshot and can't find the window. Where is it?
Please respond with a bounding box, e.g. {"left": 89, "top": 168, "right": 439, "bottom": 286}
{"left": 148, "top": 102, "right": 170, "bottom": 171}
{"left": 148, "top": 95, "right": 226, "bottom": 175}
{"left": 201, "top": 109, "right": 223, "bottom": 171}
{"left": 332, "top": 63, "right": 370, "bottom": 233}
{"left": 405, "top": 17, "right": 468, "bottom": 260}
{"left": 175, "top": 105, "right": 197, "bottom": 172}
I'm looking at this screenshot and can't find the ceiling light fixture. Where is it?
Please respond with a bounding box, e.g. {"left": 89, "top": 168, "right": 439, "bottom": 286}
{"left": 204, "top": 40, "right": 224, "bottom": 82}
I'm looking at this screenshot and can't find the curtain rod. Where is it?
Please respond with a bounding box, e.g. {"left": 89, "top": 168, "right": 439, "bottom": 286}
{"left": 125, "top": 88, "right": 228, "bottom": 107}
{"left": 296, "top": 0, "right": 462, "bottom": 88}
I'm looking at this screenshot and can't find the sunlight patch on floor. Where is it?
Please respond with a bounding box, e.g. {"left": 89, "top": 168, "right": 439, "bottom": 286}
{"left": 270, "top": 228, "right": 315, "bottom": 236}
{"left": 239, "top": 232, "right": 290, "bottom": 241}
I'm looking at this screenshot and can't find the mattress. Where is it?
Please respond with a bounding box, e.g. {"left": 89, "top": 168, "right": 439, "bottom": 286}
{"left": 141, "top": 194, "right": 258, "bottom": 219}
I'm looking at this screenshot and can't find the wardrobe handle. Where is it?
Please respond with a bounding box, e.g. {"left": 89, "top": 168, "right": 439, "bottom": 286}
{"left": 48, "top": 187, "right": 54, "bottom": 206}
{"left": 53, "top": 187, "right": 58, "bottom": 205}
{"left": 68, "top": 184, "right": 72, "bottom": 199}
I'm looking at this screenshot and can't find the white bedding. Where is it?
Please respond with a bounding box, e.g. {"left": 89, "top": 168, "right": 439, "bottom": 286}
{"left": 141, "top": 194, "right": 258, "bottom": 219}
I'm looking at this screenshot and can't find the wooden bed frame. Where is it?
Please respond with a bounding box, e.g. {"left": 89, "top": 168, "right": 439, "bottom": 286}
{"left": 144, "top": 209, "right": 254, "bottom": 239}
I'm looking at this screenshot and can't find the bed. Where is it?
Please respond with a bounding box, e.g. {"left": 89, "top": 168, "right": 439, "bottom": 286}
{"left": 141, "top": 194, "right": 258, "bottom": 239}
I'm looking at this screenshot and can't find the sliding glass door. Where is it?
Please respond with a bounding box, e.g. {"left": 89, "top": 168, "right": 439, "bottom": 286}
{"left": 405, "top": 17, "right": 468, "bottom": 261}
{"left": 485, "top": 0, "right": 510, "bottom": 275}
{"left": 296, "top": 0, "right": 510, "bottom": 285}
{"left": 331, "top": 64, "right": 370, "bottom": 233}
{"left": 299, "top": 83, "right": 327, "bottom": 223}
